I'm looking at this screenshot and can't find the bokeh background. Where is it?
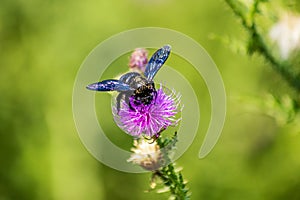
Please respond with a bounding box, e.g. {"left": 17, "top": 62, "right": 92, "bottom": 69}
{"left": 1, "top": 0, "right": 300, "bottom": 199}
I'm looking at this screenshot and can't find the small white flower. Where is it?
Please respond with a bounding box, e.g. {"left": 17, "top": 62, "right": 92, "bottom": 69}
{"left": 269, "top": 14, "right": 300, "bottom": 59}
{"left": 127, "top": 139, "right": 164, "bottom": 171}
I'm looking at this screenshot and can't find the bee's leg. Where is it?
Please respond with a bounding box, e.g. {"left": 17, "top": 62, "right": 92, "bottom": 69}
{"left": 129, "top": 102, "right": 135, "bottom": 111}
{"left": 117, "top": 91, "right": 135, "bottom": 111}
{"left": 151, "top": 82, "right": 157, "bottom": 101}
{"left": 116, "top": 92, "right": 125, "bottom": 113}
{"left": 124, "top": 93, "right": 135, "bottom": 111}
{"left": 153, "top": 90, "right": 157, "bottom": 100}
{"left": 146, "top": 127, "right": 166, "bottom": 144}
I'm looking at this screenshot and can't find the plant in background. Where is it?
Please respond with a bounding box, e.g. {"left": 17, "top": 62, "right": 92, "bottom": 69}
{"left": 87, "top": 46, "right": 190, "bottom": 199}
{"left": 224, "top": 0, "right": 300, "bottom": 125}
{"left": 269, "top": 13, "right": 300, "bottom": 59}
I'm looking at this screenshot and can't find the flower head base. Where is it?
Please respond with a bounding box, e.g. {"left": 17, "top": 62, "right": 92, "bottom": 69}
{"left": 127, "top": 139, "right": 163, "bottom": 171}
{"left": 129, "top": 48, "right": 148, "bottom": 72}
{"left": 113, "top": 86, "right": 181, "bottom": 138}
{"left": 269, "top": 14, "right": 300, "bottom": 59}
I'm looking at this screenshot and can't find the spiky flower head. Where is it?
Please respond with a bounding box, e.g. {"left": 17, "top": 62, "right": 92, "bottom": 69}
{"left": 127, "top": 139, "right": 163, "bottom": 171}
{"left": 129, "top": 48, "right": 148, "bottom": 72}
{"left": 113, "top": 86, "right": 181, "bottom": 138}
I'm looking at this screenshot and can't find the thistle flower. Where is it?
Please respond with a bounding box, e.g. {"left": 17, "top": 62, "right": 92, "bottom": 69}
{"left": 129, "top": 48, "right": 148, "bottom": 72}
{"left": 127, "top": 139, "right": 163, "bottom": 171}
{"left": 269, "top": 14, "right": 300, "bottom": 59}
{"left": 113, "top": 86, "right": 181, "bottom": 138}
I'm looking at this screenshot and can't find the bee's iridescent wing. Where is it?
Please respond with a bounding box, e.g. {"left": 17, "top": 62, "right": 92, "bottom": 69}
{"left": 86, "top": 79, "right": 132, "bottom": 92}
{"left": 144, "top": 45, "right": 171, "bottom": 81}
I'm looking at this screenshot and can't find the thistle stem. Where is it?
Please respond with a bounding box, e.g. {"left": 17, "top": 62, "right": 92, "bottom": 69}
{"left": 154, "top": 165, "right": 190, "bottom": 200}
{"left": 154, "top": 135, "right": 190, "bottom": 200}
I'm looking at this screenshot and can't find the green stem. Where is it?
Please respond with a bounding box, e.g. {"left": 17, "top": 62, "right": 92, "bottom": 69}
{"left": 225, "top": 0, "right": 300, "bottom": 92}
{"left": 154, "top": 165, "right": 190, "bottom": 200}
{"left": 154, "top": 134, "right": 190, "bottom": 200}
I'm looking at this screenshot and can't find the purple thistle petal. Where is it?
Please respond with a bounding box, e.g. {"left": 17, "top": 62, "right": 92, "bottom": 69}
{"left": 113, "top": 86, "right": 181, "bottom": 137}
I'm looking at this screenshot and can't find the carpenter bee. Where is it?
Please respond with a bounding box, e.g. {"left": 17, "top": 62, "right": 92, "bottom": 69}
{"left": 86, "top": 45, "right": 171, "bottom": 112}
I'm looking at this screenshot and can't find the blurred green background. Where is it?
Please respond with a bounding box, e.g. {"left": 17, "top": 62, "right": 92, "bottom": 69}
{"left": 1, "top": 0, "right": 300, "bottom": 199}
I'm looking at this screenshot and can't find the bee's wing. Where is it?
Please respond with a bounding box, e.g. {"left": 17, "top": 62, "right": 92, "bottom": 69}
{"left": 144, "top": 45, "right": 171, "bottom": 81}
{"left": 86, "top": 79, "right": 132, "bottom": 91}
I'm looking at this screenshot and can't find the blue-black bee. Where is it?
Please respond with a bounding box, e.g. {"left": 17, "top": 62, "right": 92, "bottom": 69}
{"left": 86, "top": 45, "right": 171, "bottom": 112}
